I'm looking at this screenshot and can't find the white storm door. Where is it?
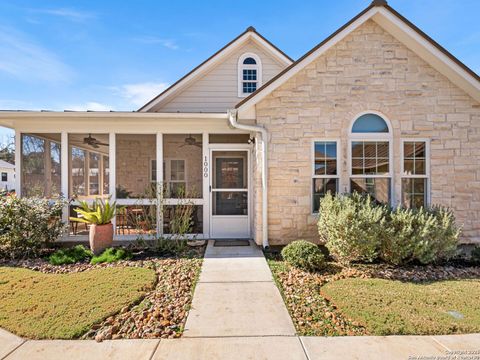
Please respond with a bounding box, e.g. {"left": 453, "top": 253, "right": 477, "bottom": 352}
{"left": 210, "top": 150, "right": 250, "bottom": 238}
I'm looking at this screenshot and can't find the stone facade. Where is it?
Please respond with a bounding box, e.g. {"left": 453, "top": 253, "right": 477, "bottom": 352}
{"left": 254, "top": 20, "right": 480, "bottom": 245}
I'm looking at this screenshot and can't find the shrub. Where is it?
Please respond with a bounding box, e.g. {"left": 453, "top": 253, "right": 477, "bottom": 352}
{"left": 49, "top": 245, "right": 93, "bottom": 265}
{"left": 90, "top": 247, "right": 132, "bottom": 265}
{"left": 281, "top": 240, "right": 326, "bottom": 271}
{"left": 318, "top": 192, "right": 388, "bottom": 264}
{"left": 318, "top": 192, "right": 461, "bottom": 265}
{"left": 0, "top": 195, "right": 66, "bottom": 259}
{"left": 471, "top": 246, "right": 480, "bottom": 264}
{"left": 411, "top": 206, "right": 459, "bottom": 264}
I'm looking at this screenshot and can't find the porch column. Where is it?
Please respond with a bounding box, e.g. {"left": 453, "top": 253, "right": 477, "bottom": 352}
{"left": 109, "top": 133, "right": 116, "bottom": 231}
{"left": 156, "top": 132, "right": 163, "bottom": 237}
{"left": 44, "top": 139, "right": 52, "bottom": 197}
{"left": 14, "top": 130, "right": 21, "bottom": 196}
{"left": 60, "top": 132, "right": 69, "bottom": 223}
{"left": 202, "top": 131, "right": 209, "bottom": 239}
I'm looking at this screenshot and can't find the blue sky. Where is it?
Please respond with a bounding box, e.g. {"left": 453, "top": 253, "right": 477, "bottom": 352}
{"left": 0, "top": 0, "right": 479, "bottom": 144}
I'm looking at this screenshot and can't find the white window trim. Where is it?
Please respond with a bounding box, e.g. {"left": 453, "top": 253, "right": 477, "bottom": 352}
{"left": 237, "top": 52, "right": 262, "bottom": 98}
{"left": 400, "top": 138, "right": 431, "bottom": 207}
{"left": 348, "top": 111, "right": 394, "bottom": 204}
{"left": 311, "top": 139, "right": 341, "bottom": 214}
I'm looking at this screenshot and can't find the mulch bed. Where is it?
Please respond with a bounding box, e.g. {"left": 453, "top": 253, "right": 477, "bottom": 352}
{"left": 0, "top": 247, "right": 205, "bottom": 341}
{"left": 268, "top": 255, "right": 480, "bottom": 337}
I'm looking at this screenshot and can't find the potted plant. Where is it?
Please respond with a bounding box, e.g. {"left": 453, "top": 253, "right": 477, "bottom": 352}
{"left": 70, "top": 198, "right": 117, "bottom": 254}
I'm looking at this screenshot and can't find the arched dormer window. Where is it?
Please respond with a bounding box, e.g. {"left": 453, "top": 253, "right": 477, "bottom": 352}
{"left": 349, "top": 112, "right": 393, "bottom": 205}
{"left": 238, "top": 53, "right": 262, "bottom": 97}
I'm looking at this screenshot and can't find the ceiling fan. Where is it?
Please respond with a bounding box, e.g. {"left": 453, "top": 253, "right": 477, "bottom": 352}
{"left": 83, "top": 134, "right": 108, "bottom": 148}
{"left": 180, "top": 134, "right": 202, "bottom": 148}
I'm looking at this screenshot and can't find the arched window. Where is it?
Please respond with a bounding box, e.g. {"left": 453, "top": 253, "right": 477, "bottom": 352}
{"left": 349, "top": 112, "right": 392, "bottom": 205}
{"left": 238, "top": 53, "right": 262, "bottom": 97}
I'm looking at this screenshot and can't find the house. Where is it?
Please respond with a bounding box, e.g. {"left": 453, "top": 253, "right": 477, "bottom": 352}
{"left": 0, "top": 0, "right": 479, "bottom": 246}
{"left": 0, "top": 160, "right": 15, "bottom": 192}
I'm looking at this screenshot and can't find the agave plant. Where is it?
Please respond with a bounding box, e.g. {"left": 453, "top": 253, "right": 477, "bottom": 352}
{"left": 70, "top": 198, "right": 117, "bottom": 225}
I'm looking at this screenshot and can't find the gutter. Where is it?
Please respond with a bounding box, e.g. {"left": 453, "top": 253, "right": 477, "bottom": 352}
{"left": 228, "top": 109, "right": 269, "bottom": 249}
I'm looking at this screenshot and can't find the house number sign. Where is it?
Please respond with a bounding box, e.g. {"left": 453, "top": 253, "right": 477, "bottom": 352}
{"left": 203, "top": 156, "right": 209, "bottom": 177}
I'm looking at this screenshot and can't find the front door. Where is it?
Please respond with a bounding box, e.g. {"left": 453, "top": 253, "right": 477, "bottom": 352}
{"left": 210, "top": 150, "right": 250, "bottom": 238}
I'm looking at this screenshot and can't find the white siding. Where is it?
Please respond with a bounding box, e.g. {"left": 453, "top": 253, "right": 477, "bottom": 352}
{"left": 152, "top": 40, "right": 287, "bottom": 113}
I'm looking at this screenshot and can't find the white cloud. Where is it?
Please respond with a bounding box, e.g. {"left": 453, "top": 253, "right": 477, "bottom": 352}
{"left": 113, "top": 82, "right": 169, "bottom": 107}
{"left": 133, "top": 36, "right": 179, "bottom": 50}
{"left": 0, "top": 26, "right": 74, "bottom": 83}
{"left": 66, "top": 102, "right": 114, "bottom": 111}
{"left": 29, "top": 8, "right": 95, "bottom": 22}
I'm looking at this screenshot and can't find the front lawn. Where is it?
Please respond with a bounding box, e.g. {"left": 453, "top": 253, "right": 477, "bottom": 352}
{"left": 322, "top": 278, "right": 480, "bottom": 335}
{"left": 0, "top": 266, "right": 156, "bottom": 339}
{"left": 268, "top": 257, "right": 480, "bottom": 336}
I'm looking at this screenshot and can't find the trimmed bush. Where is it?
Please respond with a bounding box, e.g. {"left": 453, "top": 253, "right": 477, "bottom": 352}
{"left": 281, "top": 240, "right": 326, "bottom": 271}
{"left": 48, "top": 245, "right": 93, "bottom": 265}
{"left": 0, "top": 195, "right": 66, "bottom": 259}
{"left": 90, "top": 247, "right": 132, "bottom": 265}
{"left": 317, "top": 192, "right": 461, "bottom": 265}
{"left": 471, "top": 246, "right": 480, "bottom": 264}
{"left": 318, "top": 192, "right": 388, "bottom": 264}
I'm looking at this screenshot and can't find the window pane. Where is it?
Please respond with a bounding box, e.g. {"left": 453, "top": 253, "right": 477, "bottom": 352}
{"left": 404, "top": 159, "right": 414, "bottom": 175}
{"left": 403, "top": 141, "right": 427, "bottom": 176}
{"left": 212, "top": 151, "right": 247, "bottom": 189}
{"left": 243, "top": 69, "right": 257, "bottom": 81}
{"left": 404, "top": 142, "right": 415, "bottom": 158}
{"left": 352, "top": 113, "right": 389, "bottom": 133}
{"left": 21, "top": 133, "right": 61, "bottom": 198}
{"left": 315, "top": 141, "right": 337, "bottom": 176}
{"left": 351, "top": 142, "right": 364, "bottom": 157}
{"left": 376, "top": 158, "right": 389, "bottom": 174}
{"left": 351, "top": 178, "right": 391, "bottom": 204}
{"left": 312, "top": 178, "right": 338, "bottom": 212}
{"left": 116, "top": 134, "right": 156, "bottom": 198}
{"left": 402, "top": 178, "right": 427, "bottom": 209}
{"left": 163, "top": 134, "right": 202, "bottom": 199}
{"left": 351, "top": 158, "right": 364, "bottom": 175}
{"left": 243, "top": 57, "right": 256, "bottom": 65}
{"left": 415, "top": 159, "right": 425, "bottom": 175}
{"left": 242, "top": 82, "right": 257, "bottom": 93}
{"left": 414, "top": 142, "right": 425, "bottom": 158}
{"left": 351, "top": 141, "right": 389, "bottom": 176}
{"left": 213, "top": 192, "right": 248, "bottom": 215}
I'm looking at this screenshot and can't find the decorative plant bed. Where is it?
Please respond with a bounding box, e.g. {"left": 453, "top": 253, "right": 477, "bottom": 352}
{"left": 267, "top": 254, "right": 480, "bottom": 336}
{"left": 0, "top": 247, "right": 204, "bottom": 340}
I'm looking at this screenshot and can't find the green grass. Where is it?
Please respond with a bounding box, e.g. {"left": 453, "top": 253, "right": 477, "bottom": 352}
{"left": 322, "top": 278, "right": 480, "bottom": 335}
{"left": 0, "top": 266, "right": 156, "bottom": 339}
{"left": 90, "top": 247, "right": 132, "bottom": 265}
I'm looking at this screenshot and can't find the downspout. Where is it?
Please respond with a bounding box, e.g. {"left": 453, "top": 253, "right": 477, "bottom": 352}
{"left": 228, "top": 109, "right": 269, "bottom": 249}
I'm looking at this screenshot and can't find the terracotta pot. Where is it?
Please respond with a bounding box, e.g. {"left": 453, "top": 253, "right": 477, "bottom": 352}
{"left": 89, "top": 223, "right": 113, "bottom": 255}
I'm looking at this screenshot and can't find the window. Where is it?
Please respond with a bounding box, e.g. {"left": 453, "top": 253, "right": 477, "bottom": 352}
{"left": 238, "top": 53, "right": 262, "bottom": 97}
{"left": 349, "top": 113, "right": 392, "bottom": 204}
{"left": 160, "top": 159, "right": 186, "bottom": 198}
{"left": 1, "top": 172, "right": 6, "bottom": 182}
{"left": 402, "top": 140, "right": 429, "bottom": 208}
{"left": 312, "top": 141, "right": 339, "bottom": 212}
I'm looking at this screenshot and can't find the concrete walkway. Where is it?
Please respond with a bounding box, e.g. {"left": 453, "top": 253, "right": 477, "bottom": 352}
{"left": 182, "top": 240, "right": 296, "bottom": 337}
{"left": 1, "top": 241, "right": 479, "bottom": 359}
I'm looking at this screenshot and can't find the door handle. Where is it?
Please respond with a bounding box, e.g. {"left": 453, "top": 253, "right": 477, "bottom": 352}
{"left": 209, "top": 185, "right": 212, "bottom": 193}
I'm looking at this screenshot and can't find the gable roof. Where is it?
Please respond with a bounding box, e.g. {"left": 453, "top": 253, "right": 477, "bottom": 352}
{"left": 0, "top": 160, "right": 14, "bottom": 169}
{"left": 138, "top": 27, "right": 293, "bottom": 112}
{"left": 236, "top": 1, "right": 480, "bottom": 113}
